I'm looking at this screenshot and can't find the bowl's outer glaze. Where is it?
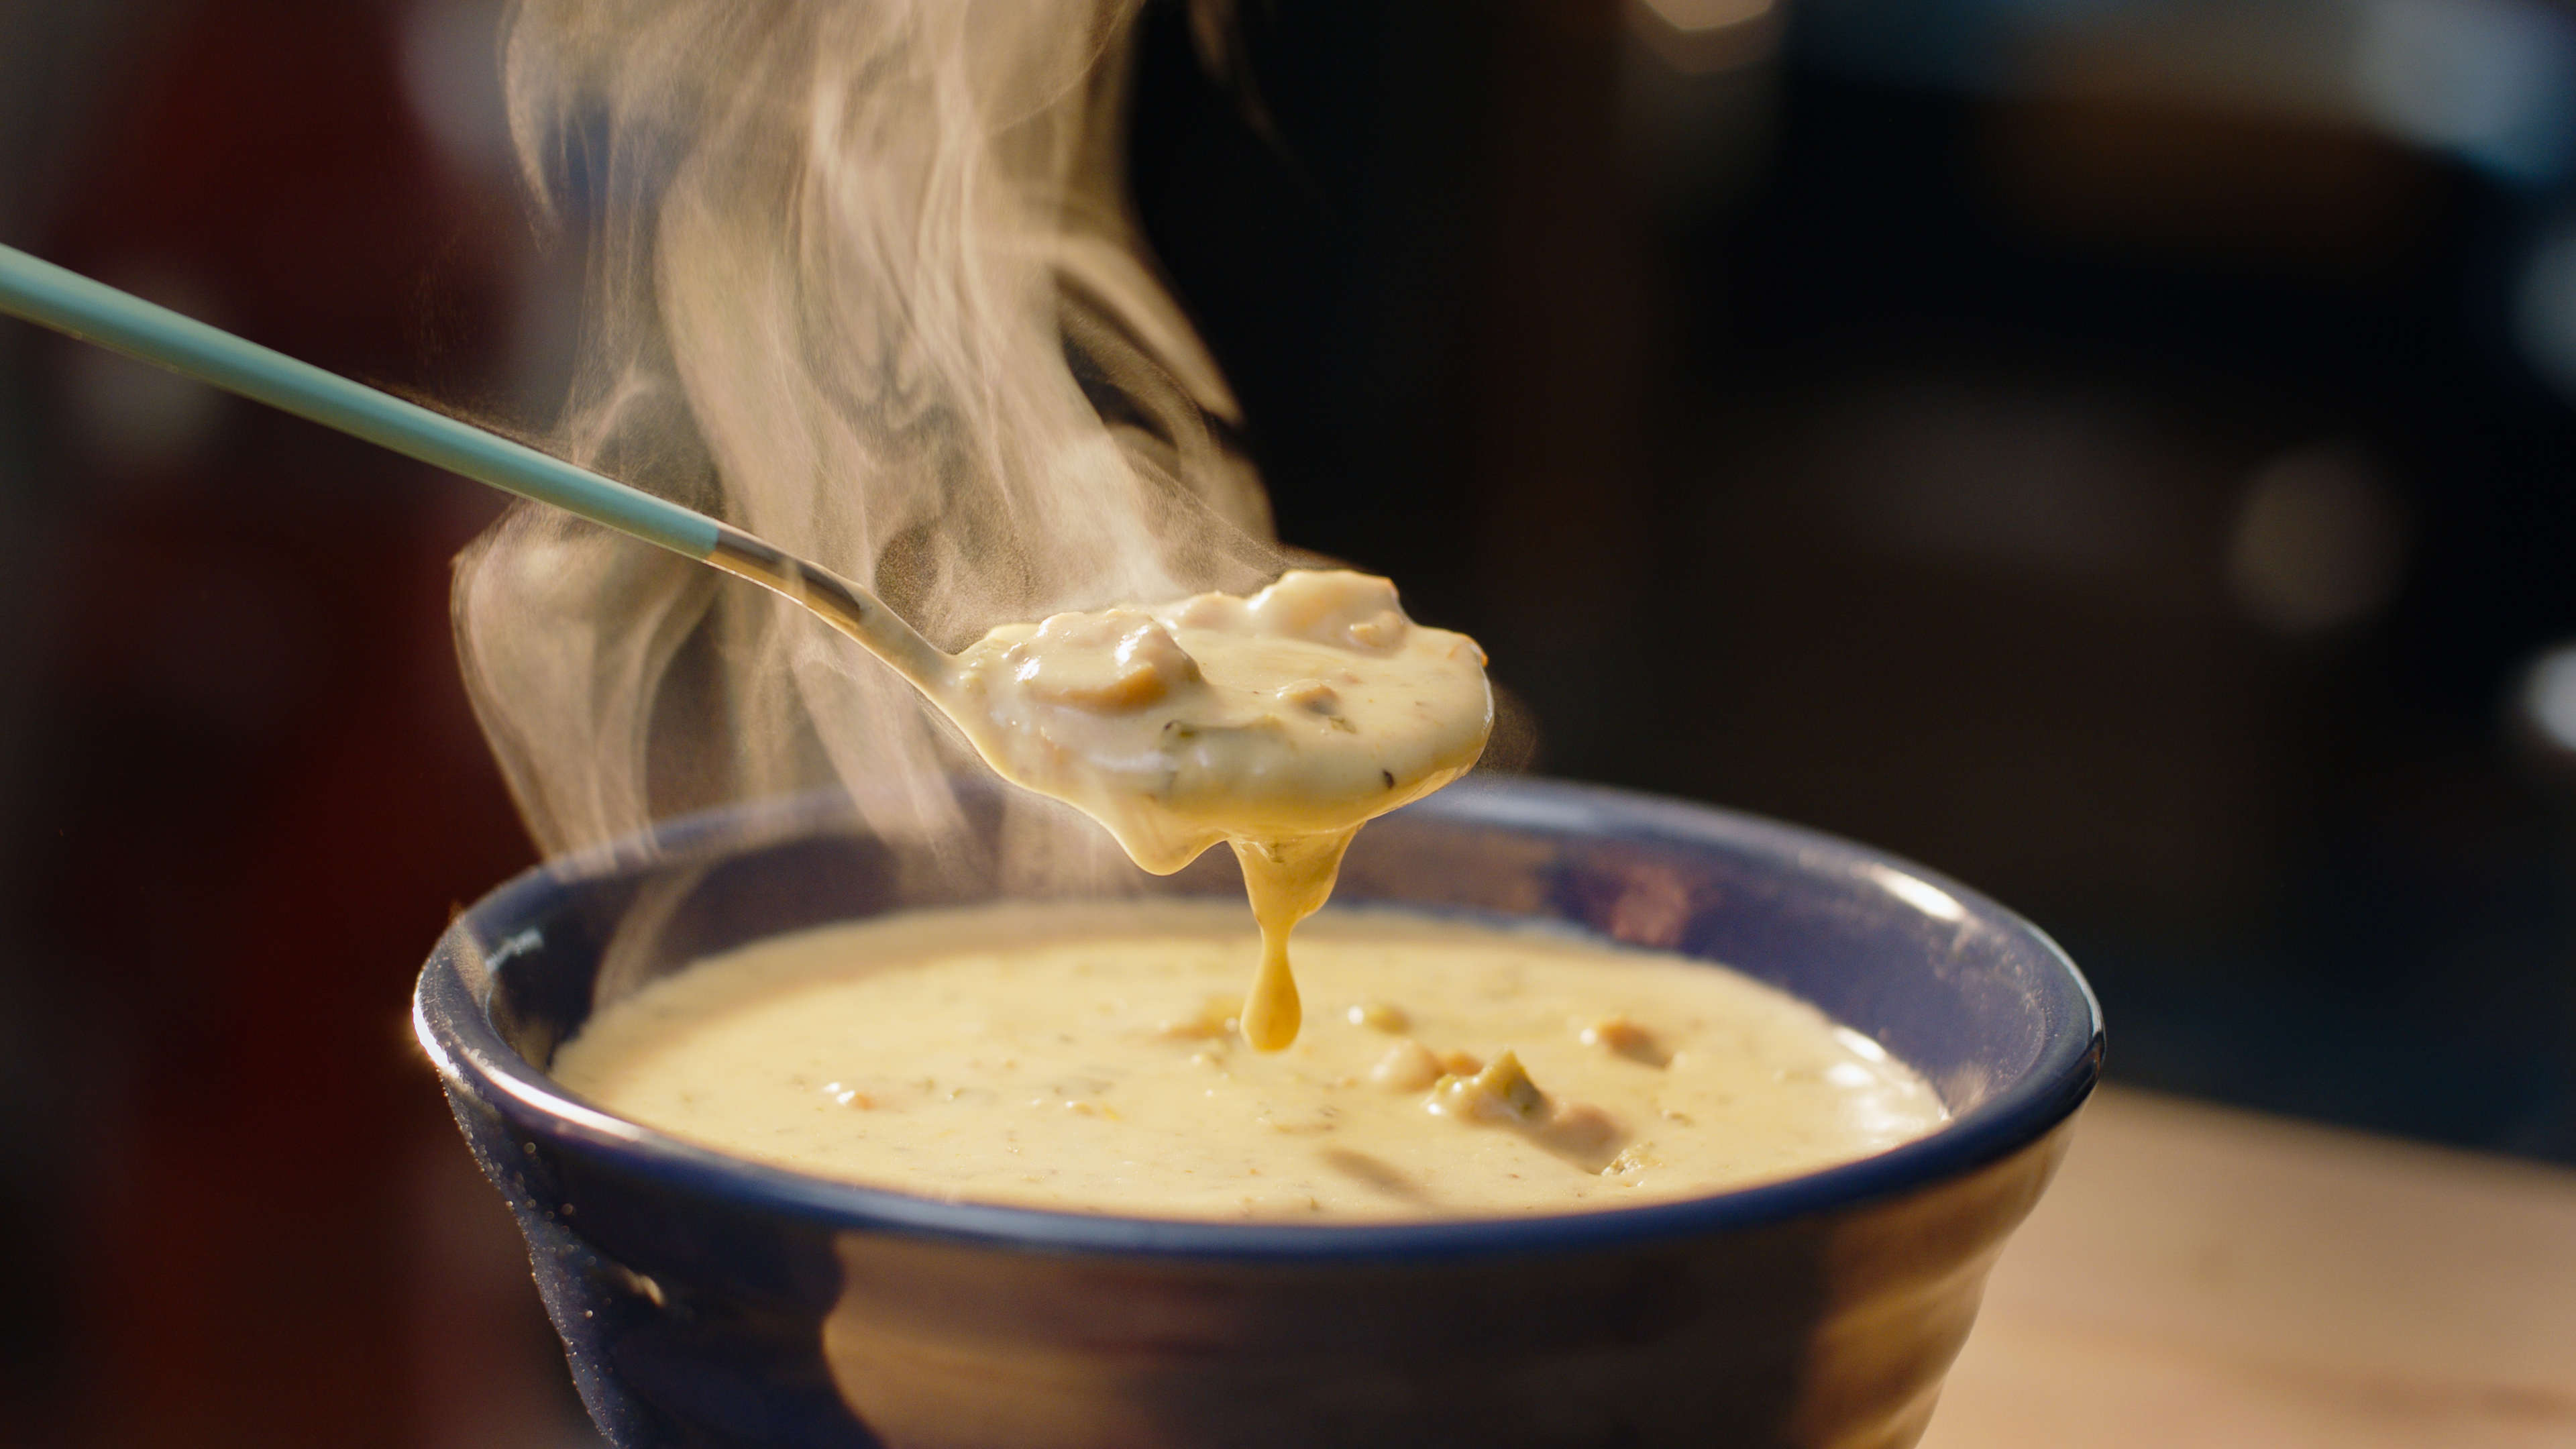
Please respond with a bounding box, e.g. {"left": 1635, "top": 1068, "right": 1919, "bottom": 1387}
{"left": 417, "top": 780, "right": 2100, "bottom": 1449}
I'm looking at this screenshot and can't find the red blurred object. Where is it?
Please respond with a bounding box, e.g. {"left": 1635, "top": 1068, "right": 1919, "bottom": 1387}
{"left": 7, "top": 1, "right": 561, "bottom": 1444}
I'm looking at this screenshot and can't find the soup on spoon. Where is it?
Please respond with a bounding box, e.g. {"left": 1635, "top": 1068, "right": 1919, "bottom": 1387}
{"left": 928, "top": 568, "right": 1493, "bottom": 1050}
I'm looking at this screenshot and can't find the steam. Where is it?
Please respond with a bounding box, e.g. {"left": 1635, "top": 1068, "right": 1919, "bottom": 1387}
{"left": 454, "top": 0, "right": 1282, "bottom": 861}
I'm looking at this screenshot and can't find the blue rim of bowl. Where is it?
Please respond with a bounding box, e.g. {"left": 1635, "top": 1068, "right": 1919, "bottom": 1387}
{"left": 416, "top": 777, "right": 2103, "bottom": 1265}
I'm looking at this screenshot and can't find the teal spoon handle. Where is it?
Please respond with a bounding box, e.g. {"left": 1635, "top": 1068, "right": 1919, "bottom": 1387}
{"left": 0, "top": 243, "right": 949, "bottom": 688}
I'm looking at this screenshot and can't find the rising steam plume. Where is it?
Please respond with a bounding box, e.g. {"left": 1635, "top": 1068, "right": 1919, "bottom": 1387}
{"left": 454, "top": 0, "right": 1283, "bottom": 863}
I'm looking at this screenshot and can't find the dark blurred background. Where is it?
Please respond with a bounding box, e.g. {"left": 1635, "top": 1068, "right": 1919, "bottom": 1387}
{"left": 3, "top": 0, "right": 2574, "bottom": 1442}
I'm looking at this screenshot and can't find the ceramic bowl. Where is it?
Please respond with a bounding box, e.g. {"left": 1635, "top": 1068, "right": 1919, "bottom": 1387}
{"left": 415, "top": 778, "right": 2100, "bottom": 1448}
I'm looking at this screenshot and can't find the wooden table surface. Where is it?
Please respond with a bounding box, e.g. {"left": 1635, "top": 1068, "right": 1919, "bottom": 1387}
{"left": 1917, "top": 1086, "right": 2576, "bottom": 1448}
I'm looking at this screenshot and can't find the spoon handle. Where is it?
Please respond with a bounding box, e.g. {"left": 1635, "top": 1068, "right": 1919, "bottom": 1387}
{"left": 0, "top": 244, "right": 950, "bottom": 686}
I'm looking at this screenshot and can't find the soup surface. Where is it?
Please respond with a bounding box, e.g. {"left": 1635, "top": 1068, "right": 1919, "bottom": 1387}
{"left": 553, "top": 901, "right": 1945, "bottom": 1219}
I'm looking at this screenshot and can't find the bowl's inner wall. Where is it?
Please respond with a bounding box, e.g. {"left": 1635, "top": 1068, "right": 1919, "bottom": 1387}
{"left": 481, "top": 786, "right": 2076, "bottom": 1120}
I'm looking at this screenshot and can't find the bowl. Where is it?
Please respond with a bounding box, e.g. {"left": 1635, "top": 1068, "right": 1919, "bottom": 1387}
{"left": 414, "top": 777, "right": 2101, "bottom": 1449}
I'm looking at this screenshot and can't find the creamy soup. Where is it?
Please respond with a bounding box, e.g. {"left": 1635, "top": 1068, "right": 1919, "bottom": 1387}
{"left": 932, "top": 570, "right": 1491, "bottom": 1049}
{"left": 553, "top": 901, "right": 1946, "bottom": 1220}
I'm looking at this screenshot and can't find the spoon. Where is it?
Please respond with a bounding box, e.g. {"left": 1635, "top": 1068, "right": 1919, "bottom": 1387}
{"left": 0, "top": 244, "right": 1493, "bottom": 1049}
